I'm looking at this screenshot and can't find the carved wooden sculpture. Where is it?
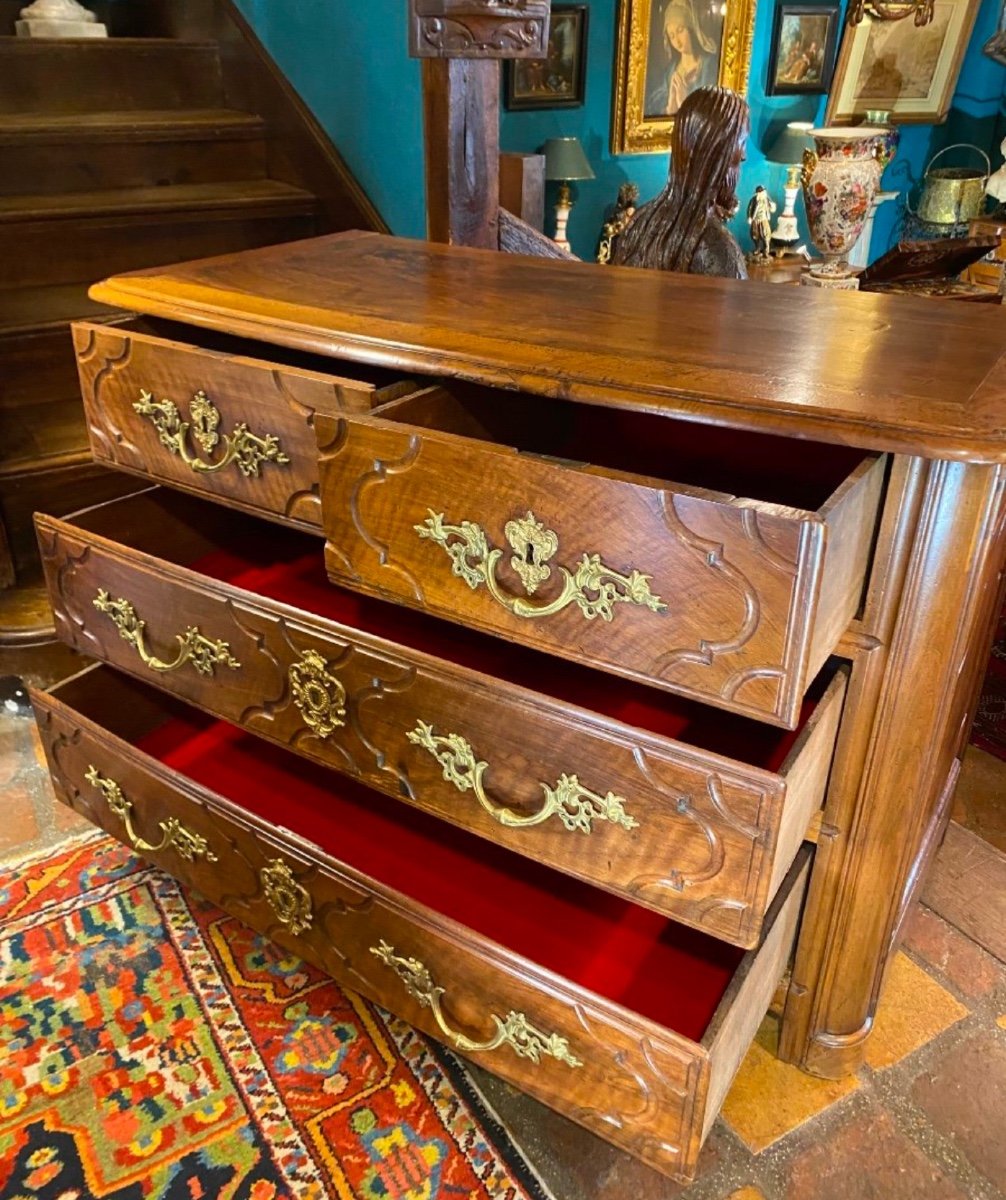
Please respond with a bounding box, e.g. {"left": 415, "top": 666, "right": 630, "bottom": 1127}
{"left": 409, "top": 0, "right": 550, "bottom": 249}
{"left": 613, "top": 87, "right": 750, "bottom": 279}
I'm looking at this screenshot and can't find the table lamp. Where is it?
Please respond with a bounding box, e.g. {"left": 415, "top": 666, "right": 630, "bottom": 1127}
{"left": 542, "top": 137, "right": 595, "bottom": 253}
{"left": 764, "top": 122, "right": 814, "bottom": 251}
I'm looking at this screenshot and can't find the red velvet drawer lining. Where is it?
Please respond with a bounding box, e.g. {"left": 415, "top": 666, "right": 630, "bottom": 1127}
{"left": 192, "top": 540, "right": 814, "bottom": 773}
{"left": 137, "top": 710, "right": 744, "bottom": 1041}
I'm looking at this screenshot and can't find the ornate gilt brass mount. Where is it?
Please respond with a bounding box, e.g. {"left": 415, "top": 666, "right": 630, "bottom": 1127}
{"left": 93, "top": 590, "right": 241, "bottom": 677}
{"left": 847, "top": 0, "right": 933, "bottom": 24}
{"left": 84, "top": 766, "right": 218, "bottom": 863}
{"left": 415, "top": 509, "right": 666, "bottom": 622}
{"left": 260, "top": 859, "right": 313, "bottom": 935}
{"left": 370, "top": 940, "right": 583, "bottom": 1067}
{"left": 134, "top": 388, "right": 290, "bottom": 478}
{"left": 408, "top": 720, "right": 638, "bottom": 834}
{"left": 288, "top": 649, "right": 346, "bottom": 737}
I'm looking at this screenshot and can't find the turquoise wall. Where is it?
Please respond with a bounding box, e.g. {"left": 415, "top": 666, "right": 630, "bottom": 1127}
{"left": 233, "top": 0, "right": 427, "bottom": 238}
{"left": 236, "top": 0, "right": 1005, "bottom": 262}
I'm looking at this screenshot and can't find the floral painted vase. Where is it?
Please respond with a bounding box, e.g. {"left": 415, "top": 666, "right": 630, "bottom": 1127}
{"left": 801, "top": 128, "right": 886, "bottom": 278}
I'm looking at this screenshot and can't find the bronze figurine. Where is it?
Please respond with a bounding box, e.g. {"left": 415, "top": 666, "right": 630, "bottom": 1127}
{"left": 613, "top": 86, "right": 750, "bottom": 279}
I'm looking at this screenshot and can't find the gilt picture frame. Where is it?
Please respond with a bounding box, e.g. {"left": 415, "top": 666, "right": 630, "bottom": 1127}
{"left": 505, "top": 4, "right": 589, "bottom": 110}
{"left": 826, "top": 0, "right": 981, "bottom": 124}
{"left": 611, "top": 0, "right": 757, "bottom": 155}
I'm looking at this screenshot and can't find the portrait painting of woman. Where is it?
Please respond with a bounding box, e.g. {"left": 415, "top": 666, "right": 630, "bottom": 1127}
{"left": 645, "top": 0, "right": 722, "bottom": 116}
{"left": 612, "top": 0, "right": 756, "bottom": 154}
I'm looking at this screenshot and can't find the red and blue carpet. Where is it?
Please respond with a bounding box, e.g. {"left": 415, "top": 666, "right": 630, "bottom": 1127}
{"left": 0, "top": 833, "right": 555, "bottom": 1200}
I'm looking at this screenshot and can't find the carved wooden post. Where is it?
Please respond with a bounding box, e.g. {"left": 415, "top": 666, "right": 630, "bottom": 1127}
{"left": 409, "top": 1, "right": 550, "bottom": 249}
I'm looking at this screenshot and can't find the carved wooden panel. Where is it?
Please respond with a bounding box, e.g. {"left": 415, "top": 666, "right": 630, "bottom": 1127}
{"left": 30, "top": 676, "right": 764, "bottom": 1182}
{"left": 409, "top": 0, "right": 551, "bottom": 58}
{"left": 72, "top": 319, "right": 416, "bottom": 532}
{"left": 315, "top": 413, "right": 883, "bottom": 727}
{"left": 36, "top": 504, "right": 841, "bottom": 947}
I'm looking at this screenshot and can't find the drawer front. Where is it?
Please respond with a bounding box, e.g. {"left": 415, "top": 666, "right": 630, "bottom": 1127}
{"left": 316, "top": 413, "right": 883, "bottom": 727}
{"left": 72, "top": 320, "right": 413, "bottom": 531}
{"left": 31, "top": 677, "right": 809, "bottom": 1183}
{"left": 38, "top": 511, "right": 841, "bottom": 947}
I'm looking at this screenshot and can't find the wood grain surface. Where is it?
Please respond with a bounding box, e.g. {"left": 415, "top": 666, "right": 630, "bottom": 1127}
{"left": 36, "top": 487, "right": 840, "bottom": 946}
{"left": 315, "top": 394, "right": 883, "bottom": 726}
{"left": 87, "top": 232, "right": 1006, "bottom": 463}
{"left": 30, "top": 662, "right": 809, "bottom": 1182}
{"left": 73, "top": 317, "right": 418, "bottom": 530}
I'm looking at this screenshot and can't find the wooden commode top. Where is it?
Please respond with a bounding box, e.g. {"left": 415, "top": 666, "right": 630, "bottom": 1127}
{"left": 89, "top": 230, "right": 1006, "bottom": 463}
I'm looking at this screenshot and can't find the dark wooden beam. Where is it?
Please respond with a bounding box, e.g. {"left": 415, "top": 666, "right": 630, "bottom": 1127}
{"left": 411, "top": 1, "right": 549, "bottom": 249}
{"left": 422, "top": 58, "right": 500, "bottom": 248}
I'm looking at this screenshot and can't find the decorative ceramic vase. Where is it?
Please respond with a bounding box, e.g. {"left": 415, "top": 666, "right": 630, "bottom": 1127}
{"left": 801, "top": 127, "right": 885, "bottom": 279}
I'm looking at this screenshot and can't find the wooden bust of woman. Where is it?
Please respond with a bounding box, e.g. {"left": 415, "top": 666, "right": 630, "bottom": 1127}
{"left": 613, "top": 86, "right": 750, "bottom": 280}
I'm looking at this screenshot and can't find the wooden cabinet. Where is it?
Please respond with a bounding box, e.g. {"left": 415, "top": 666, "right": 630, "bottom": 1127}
{"left": 27, "top": 231, "right": 1006, "bottom": 1181}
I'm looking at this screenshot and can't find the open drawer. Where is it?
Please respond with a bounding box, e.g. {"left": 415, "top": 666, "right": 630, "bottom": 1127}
{"left": 315, "top": 387, "right": 885, "bottom": 728}
{"left": 31, "top": 663, "right": 812, "bottom": 1185}
{"left": 72, "top": 316, "right": 420, "bottom": 532}
{"left": 38, "top": 487, "right": 844, "bottom": 948}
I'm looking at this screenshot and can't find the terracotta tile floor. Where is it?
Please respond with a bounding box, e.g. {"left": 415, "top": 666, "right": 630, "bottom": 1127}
{"left": 1, "top": 684, "right": 1004, "bottom": 1200}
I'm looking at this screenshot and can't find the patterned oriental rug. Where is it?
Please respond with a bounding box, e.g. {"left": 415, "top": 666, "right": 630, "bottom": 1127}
{"left": 0, "top": 834, "right": 556, "bottom": 1200}
{"left": 971, "top": 598, "right": 1006, "bottom": 762}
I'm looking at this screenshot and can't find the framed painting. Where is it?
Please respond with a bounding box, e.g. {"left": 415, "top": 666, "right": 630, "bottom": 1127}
{"left": 827, "top": 0, "right": 981, "bottom": 123}
{"left": 505, "top": 5, "right": 589, "bottom": 110}
{"left": 767, "top": 4, "right": 840, "bottom": 93}
{"left": 611, "top": 0, "right": 757, "bottom": 154}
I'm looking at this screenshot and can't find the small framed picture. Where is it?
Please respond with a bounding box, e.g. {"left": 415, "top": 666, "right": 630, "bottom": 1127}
{"left": 767, "top": 4, "right": 840, "bottom": 95}
{"left": 505, "top": 4, "right": 589, "bottom": 110}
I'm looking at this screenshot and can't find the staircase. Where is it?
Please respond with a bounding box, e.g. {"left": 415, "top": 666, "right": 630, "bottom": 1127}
{"left": 0, "top": 25, "right": 374, "bottom": 646}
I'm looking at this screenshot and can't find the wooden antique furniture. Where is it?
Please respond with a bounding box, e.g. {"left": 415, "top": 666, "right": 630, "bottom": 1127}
{"left": 28, "top": 232, "right": 1006, "bottom": 1182}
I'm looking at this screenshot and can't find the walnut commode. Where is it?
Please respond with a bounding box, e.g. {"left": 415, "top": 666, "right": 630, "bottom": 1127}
{"left": 29, "top": 232, "right": 1006, "bottom": 1182}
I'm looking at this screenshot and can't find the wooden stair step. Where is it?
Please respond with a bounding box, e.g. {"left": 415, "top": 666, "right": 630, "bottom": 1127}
{"left": 1, "top": 182, "right": 319, "bottom": 288}
{"left": 0, "top": 178, "right": 317, "bottom": 222}
{"left": 0, "top": 110, "right": 269, "bottom": 197}
{"left": 0, "top": 283, "right": 120, "bottom": 336}
{"left": 0, "top": 396, "right": 91, "bottom": 477}
{"left": 0, "top": 37, "right": 223, "bottom": 114}
{"left": 0, "top": 109, "right": 265, "bottom": 143}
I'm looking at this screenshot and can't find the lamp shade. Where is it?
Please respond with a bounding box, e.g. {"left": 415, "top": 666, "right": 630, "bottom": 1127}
{"left": 542, "top": 137, "right": 595, "bottom": 182}
{"left": 765, "top": 121, "right": 814, "bottom": 165}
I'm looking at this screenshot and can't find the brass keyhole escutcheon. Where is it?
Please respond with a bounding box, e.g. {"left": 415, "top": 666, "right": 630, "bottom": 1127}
{"left": 288, "top": 649, "right": 346, "bottom": 738}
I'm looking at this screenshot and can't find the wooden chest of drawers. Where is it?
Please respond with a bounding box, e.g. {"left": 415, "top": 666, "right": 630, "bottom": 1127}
{"left": 28, "top": 231, "right": 1006, "bottom": 1182}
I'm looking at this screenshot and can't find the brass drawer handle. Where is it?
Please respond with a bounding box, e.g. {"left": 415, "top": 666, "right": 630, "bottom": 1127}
{"left": 134, "top": 387, "right": 290, "bottom": 478}
{"left": 94, "top": 590, "right": 241, "bottom": 677}
{"left": 289, "top": 649, "right": 346, "bottom": 736}
{"left": 84, "top": 765, "right": 218, "bottom": 863}
{"left": 407, "top": 720, "right": 638, "bottom": 834}
{"left": 415, "top": 509, "right": 665, "bottom": 622}
{"left": 260, "top": 859, "right": 313, "bottom": 935}
{"left": 370, "top": 940, "right": 583, "bottom": 1068}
